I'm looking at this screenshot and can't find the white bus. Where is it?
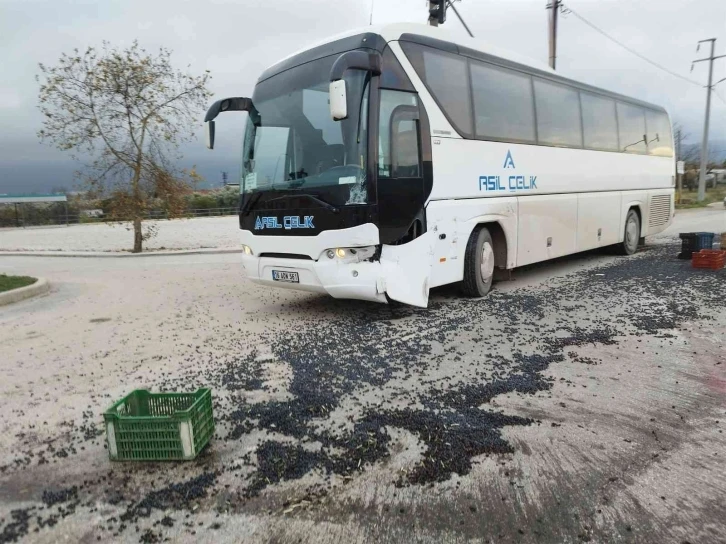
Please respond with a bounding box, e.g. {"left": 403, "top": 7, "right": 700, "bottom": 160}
{"left": 205, "top": 23, "right": 675, "bottom": 307}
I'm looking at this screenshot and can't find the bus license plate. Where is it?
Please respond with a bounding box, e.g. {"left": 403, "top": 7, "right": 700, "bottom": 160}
{"left": 272, "top": 270, "right": 299, "bottom": 283}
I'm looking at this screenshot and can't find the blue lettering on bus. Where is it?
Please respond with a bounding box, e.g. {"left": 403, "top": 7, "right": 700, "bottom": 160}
{"left": 479, "top": 176, "right": 505, "bottom": 191}
{"left": 255, "top": 216, "right": 282, "bottom": 230}
{"left": 480, "top": 151, "right": 538, "bottom": 193}
{"left": 255, "top": 216, "right": 315, "bottom": 230}
{"left": 283, "top": 216, "right": 315, "bottom": 230}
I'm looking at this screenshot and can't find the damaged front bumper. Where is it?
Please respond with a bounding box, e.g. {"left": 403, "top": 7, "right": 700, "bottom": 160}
{"left": 240, "top": 225, "right": 438, "bottom": 307}
{"left": 242, "top": 253, "right": 388, "bottom": 304}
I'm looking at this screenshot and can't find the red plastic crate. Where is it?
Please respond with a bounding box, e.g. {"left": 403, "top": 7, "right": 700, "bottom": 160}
{"left": 692, "top": 249, "right": 726, "bottom": 270}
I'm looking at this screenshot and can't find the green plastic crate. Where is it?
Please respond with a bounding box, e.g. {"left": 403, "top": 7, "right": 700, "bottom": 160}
{"left": 103, "top": 388, "right": 214, "bottom": 461}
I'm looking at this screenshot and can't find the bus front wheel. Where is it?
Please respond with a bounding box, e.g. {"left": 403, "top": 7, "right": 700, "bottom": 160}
{"left": 618, "top": 209, "right": 641, "bottom": 255}
{"left": 461, "top": 227, "right": 495, "bottom": 298}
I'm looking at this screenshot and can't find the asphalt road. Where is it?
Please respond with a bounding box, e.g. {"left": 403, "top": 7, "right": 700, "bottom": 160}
{"left": 0, "top": 208, "right": 725, "bottom": 544}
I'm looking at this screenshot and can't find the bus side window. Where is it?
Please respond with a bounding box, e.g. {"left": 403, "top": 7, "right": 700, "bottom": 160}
{"left": 471, "top": 60, "right": 535, "bottom": 143}
{"left": 533, "top": 78, "right": 583, "bottom": 148}
{"left": 379, "top": 90, "right": 421, "bottom": 179}
{"left": 645, "top": 109, "right": 674, "bottom": 157}
{"left": 617, "top": 102, "right": 647, "bottom": 154}
{"left": 581, "top": 92, "right": 619, "bottom": 151}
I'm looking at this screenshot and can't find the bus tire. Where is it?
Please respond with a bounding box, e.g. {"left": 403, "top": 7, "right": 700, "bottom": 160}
{"left": 461, "top": 227, "right": 495, "bottom": 298}
{"left": 618, "top": 209, "right": 641, "bottom": 255}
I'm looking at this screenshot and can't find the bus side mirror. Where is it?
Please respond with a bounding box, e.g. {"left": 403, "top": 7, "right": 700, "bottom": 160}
{"left": 203, "top": 96, "right": 259, "bottom": 149}
{"left": 205, "top": 120, "right": 215, "bottom": 149}
{"left": 328, "top": 50, "right": 381, "bottom": 122}
{"left": 330, "top": 80, "right": 348, "bottom": 121}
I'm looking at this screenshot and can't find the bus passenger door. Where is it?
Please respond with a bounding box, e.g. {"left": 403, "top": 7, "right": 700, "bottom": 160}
{"left": 376, "top": 89, "right": 427, "bottom": 245}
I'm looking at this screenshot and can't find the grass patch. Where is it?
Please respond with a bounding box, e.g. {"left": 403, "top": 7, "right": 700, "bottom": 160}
{"left": 677, "top": 187, "right": 726, "bottom": 209}
{"left": 0, "top": 274, "right": 37, "bottom": 293}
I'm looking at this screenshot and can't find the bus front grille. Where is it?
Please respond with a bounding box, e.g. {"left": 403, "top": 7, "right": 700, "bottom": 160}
{"left": 259, "top": 253, "right": 313, "bottom": 260}
{"left": 649, "top": 195, "right": 671, "bottom": 228}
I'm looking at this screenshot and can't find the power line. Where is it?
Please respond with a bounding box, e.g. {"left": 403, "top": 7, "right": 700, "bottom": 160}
{"left": 715, "top": 87, "right": 726, "bottom": 107}
{"left": 562, "top": 3, "right": 704, "bottom": 89}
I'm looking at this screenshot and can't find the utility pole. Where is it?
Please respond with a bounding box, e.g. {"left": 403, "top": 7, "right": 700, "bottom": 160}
{"left": 674, "top": 126, "right": 684, "bottom": 203}
{"left": 547, "top": 0, "right": 561, "bottom": 70}
{"left": 692, "top": 38, "right": 726, "bottom": 201}
{"left": 674, "top": 126, "right": 681, "bottom": 160}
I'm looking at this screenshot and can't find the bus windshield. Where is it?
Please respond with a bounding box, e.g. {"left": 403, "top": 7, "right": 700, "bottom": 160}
{"left": 241, "top": 55, "right": 370, "bottom": 206}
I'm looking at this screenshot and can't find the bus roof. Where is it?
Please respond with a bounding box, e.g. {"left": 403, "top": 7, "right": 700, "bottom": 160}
{"left": 263, "top": 23, "right": 551, "bottom": 79}
{"left": 259, "top": 23, "right": 667, "bottom": 114}
{"left": 278, "top": 23, "right": 553, "bottom": 74}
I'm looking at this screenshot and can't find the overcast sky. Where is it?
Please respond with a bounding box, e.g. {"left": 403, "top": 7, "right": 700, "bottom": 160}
{"left": 1, "top": 0, "right": 725, "bottom": 194}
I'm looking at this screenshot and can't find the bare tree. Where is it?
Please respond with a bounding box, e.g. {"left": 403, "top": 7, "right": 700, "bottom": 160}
{"left": 37, "top": 42, "right": 211, "bottom": 252}
{"left": 681, "top": 143, "right": 701, "bottom": 166}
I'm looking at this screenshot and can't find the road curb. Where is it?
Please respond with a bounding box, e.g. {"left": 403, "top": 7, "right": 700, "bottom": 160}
{"left": 0, "top": 248, "right": 244, "bottom": 258}
{"left": 0, "top": 277, "right": 50, "bottom": 306}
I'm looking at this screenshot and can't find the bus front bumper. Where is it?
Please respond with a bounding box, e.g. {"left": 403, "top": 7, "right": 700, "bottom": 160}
{"left": 241, "top": 254, "right": 388, "bottom": 304}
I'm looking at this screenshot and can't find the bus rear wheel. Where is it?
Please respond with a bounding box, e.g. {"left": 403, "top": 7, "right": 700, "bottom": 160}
{"left": 618, "top": 209, "right": 641, "bottom": 255}
{"left": 461, "top": 227, "right": 495, "bottom": 298}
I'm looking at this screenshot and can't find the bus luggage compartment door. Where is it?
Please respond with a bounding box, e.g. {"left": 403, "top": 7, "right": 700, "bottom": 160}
{"left": 380, "top": 231, "right": 437, "bottom": 307}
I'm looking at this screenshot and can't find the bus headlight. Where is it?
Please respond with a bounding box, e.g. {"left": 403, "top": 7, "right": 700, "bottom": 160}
{"left": 324, "top": 246, "right": 376, "bottom": 263}
{"left": 243, "top": 245, "right": 253, "bottom": 255}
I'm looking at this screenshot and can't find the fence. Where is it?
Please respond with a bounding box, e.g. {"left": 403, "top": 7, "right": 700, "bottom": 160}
{"left": 0, "top": 207, "right": 238, "bottom": 228}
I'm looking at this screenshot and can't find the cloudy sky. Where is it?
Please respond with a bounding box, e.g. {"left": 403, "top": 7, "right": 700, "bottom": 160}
{"left": 1, "top": 0, "right": 725, "bottom": 194}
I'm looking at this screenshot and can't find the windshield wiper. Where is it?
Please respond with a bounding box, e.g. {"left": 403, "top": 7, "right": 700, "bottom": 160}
{"left": 267, "top": 194, "right": 340, "bottom": 213}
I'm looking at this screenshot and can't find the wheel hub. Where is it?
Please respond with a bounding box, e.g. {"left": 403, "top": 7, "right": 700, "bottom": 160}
{"left": 480, "top": 242, "right": 495, "bottom": 283}
{"left": 625, "top": 217, "right": 638, "bottom": 250}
